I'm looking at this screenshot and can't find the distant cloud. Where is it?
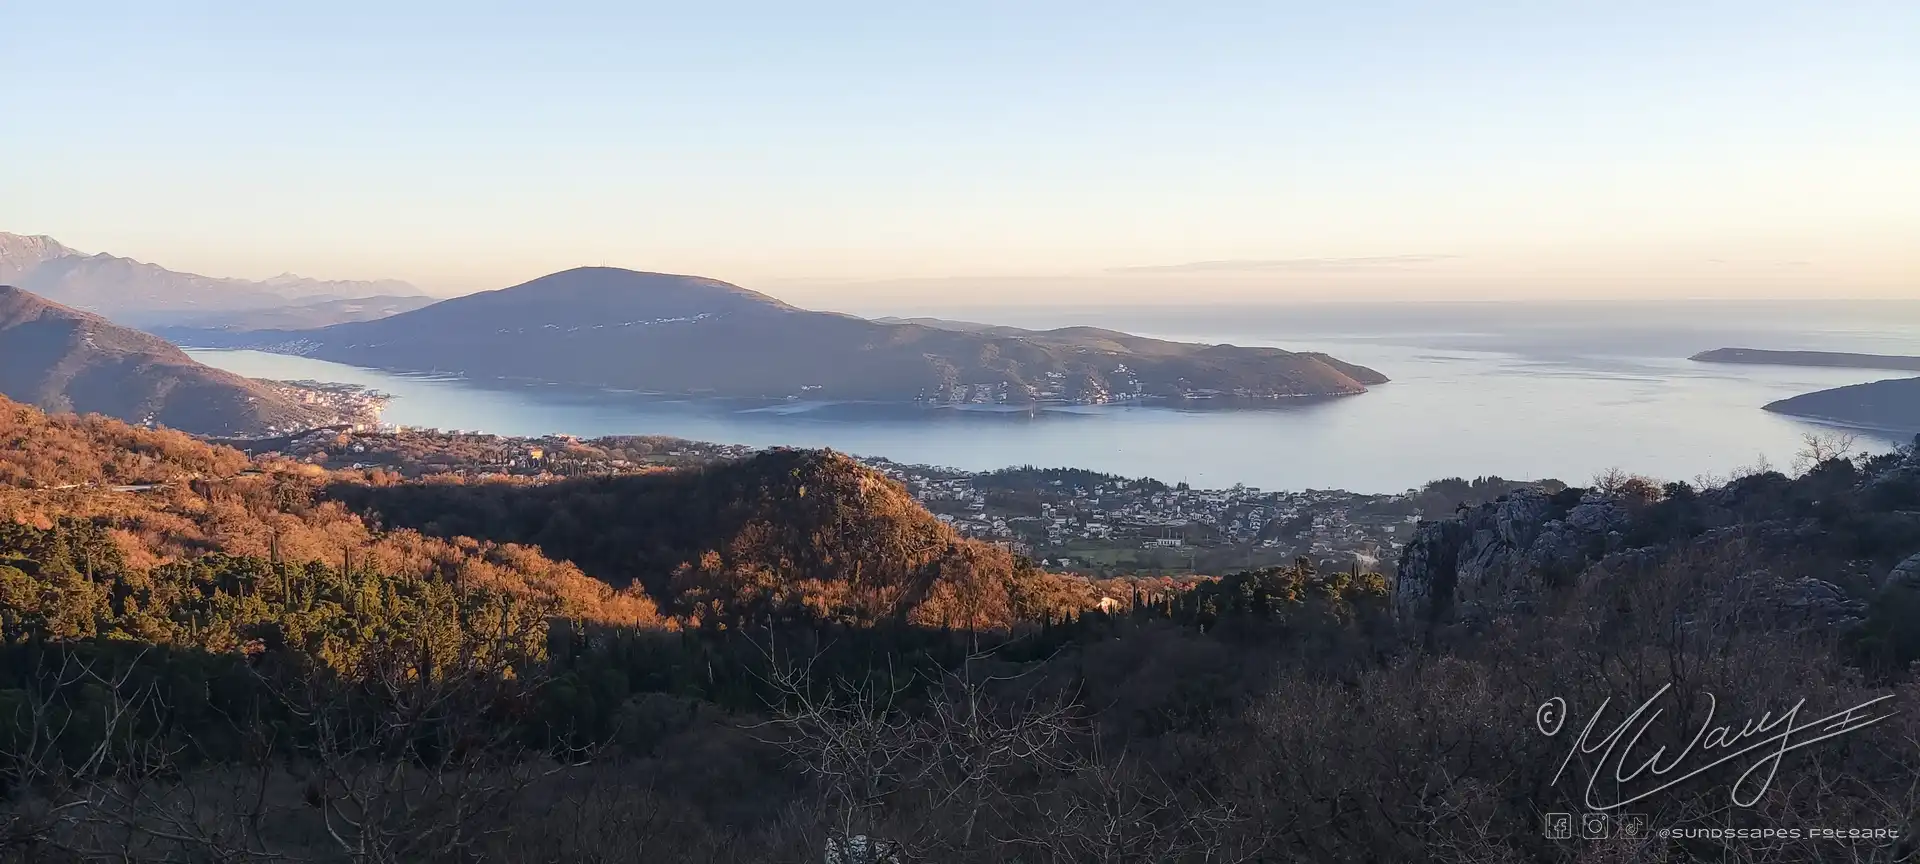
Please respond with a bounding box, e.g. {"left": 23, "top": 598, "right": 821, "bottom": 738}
{"left": 1111, "top": 254, "right": 1460, "bottom": 274}
{"left": 1705, "top": 258, "right": 1815, "bottom": 269}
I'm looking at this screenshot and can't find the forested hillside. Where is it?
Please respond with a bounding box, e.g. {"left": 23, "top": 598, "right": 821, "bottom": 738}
{"left": 0, "top": 395, "right": 1096, "bottom": 637}
{"left": 0, "top": 286, "right": 330, "bottom": 436}
{"left": 0, "top": 394, "right": 662, "bottom": 629}
{"left": 329, "top": 449, "right": 1094, "bottom": 630}
{"left": 4, "top": 393, "right": 1920, "bottom": 862}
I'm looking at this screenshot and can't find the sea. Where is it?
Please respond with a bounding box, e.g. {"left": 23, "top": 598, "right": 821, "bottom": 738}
{"left": 185, "top": 300, "right": 1920, "bottom": 495}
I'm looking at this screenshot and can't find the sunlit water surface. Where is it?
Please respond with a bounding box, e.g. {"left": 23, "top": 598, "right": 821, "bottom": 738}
{"left": 188, "top": 300, "right": 1920, "bottom": 493}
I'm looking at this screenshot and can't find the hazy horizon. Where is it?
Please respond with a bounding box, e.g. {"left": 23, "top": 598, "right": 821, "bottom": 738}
{"left": 5, "top": 3, "right": 1915, "bottom": 303}
{"left": 7, "top": 231, "right": 1919, "bottom": 313}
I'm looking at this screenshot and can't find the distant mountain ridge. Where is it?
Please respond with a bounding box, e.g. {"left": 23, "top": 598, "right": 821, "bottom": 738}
{"left": 0, "top": 231, "right": 427, "bottom": 326}
{"left": 0, "top": 285, "right": 329, "bottom": 435}
{"left": 870, "top": 315, "right": 1013, "bottom": 334}
{"left": 192, "top": 267, "right": 1389, "bottom": 404}
{"left": 151, "top": 294, "right": 439, "bottom": 336}
{"left": 0, "top": 233, "right": 78, "bottom": 283}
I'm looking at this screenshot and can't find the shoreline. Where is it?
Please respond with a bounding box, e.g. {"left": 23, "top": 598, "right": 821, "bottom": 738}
{"left": 178, "top": 342, "right": 1908, "bottom": 495}
{"left": 1693, "top": 347, "right": 1920, "bottom": 374}
{"left": 1759, "top": 406, "right": 1918, "bottom": 441}
{"left": 190, "top": 347, "right": 1376, "bottom": 413}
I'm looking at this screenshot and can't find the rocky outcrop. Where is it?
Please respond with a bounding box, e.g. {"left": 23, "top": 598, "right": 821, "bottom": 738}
{"left": 824, "top": 835, "right": 901, "bottom": 864}
{"left": 1725, "top": 573, "right": 1867, "bottom": 629}
{"left": 1391, "top": 519, "right": 1470, "bottom": 622}
{"left": 1394, "top": 446, "right": 1920, "bottom": 642}
{"left": 1394, "top": 484, "right": 1896, "bottom": 635}
{"left": 1865, "top": 462, "right": 1920, "bottom": 507}
{"left": 1394, "top": 488, "right": 1622, "bottom": 624}
{"left": 1887, "top": 553, "right": 1920, "bottom": 592}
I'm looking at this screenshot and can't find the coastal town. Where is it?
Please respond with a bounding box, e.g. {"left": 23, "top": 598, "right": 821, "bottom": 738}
{"left": 861, "top": 459, "right": 1438, "bottom": 575}
{"left": 237, "top": 421, "right": 1547, "bottom": 576}
{"left": 911, "top": 364, "right": 1367, "bottom": 407}
{"left": 250, "top": 425, "right": 756, "bottom": 476}
{"left": 918, "top": 366, "right": 1146, "bottom": 406}
{"left": 262, "top": 380, "right": 392, "bottom": 430}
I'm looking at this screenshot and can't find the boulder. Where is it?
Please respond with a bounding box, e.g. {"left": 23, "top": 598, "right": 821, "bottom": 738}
{"left": 1598, "top": 545, "right": 1666, "bottom": 574}
{"left": 825, "top": 835, "right": 901, "bottom": 864}
{"left": 1523, "top": 520, "right": 1589, "bottom": 576}
{"left": 1888, "top": 552, "right": 1920, "bottom": 592}
{"left": 1566, "top": 501, "right": 1626, "bottom": 533}
{"left": 1735, "top": 576, "right": 1867, "bottom": 629}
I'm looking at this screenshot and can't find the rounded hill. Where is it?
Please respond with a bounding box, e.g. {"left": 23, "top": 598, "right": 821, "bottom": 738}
{"left": 327, "top": 267, "right": 794, "bottom": 335}
{"left": 324, "top": 447, "right": 1087, "bottom": 629}
{"left": 212, "top": 266, "right": 1391, "bottom": 403}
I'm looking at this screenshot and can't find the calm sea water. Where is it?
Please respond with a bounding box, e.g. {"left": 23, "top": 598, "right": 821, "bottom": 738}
{"left": 186, "top": 300, "right": 1920, "bottom": 494}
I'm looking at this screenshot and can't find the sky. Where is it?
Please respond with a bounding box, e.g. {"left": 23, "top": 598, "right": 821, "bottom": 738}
{"left": 3, "top": 1, "right": 1916, "bottom": 307}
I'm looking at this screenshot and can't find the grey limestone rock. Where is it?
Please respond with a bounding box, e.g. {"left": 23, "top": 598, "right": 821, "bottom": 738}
{"left": 1396, "top": 488, "right": 1617, "bottom": 624}
{"left": 1888, "top": 552, "right": 1920, "bottom": 592}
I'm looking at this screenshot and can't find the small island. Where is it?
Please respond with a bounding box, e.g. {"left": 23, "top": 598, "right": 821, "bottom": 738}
{"left": 1691, "top": 347, "right": 1920, "bottom": 373}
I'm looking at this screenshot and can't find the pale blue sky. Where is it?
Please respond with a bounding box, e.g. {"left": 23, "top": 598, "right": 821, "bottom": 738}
{"left": 3, "top": 1, "right": 1915, "bottom": 305}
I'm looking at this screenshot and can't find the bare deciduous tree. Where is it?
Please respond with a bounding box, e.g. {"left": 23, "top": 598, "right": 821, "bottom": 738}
{"left": 1795, "top": 430, "right": 1861, "bottom": 475}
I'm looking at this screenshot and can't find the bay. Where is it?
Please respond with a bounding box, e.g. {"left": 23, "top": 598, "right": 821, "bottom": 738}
{"left": 185, "top": 300, "right": 1920, "bottom": 493}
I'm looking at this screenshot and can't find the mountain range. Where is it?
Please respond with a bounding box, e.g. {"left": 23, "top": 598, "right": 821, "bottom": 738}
{"left": 0, "top": 285, "right": 328, "bottom": 435}
{"left": 0, "top": 232, "right": 429, "bottom": 327}
{"left": 166, "top": 267, "right": 1389, "bottom": 404}
{"left": 152, "top": 294, "right": 439, "bottom": 334}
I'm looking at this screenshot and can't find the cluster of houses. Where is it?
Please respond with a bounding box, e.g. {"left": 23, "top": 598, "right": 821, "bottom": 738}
{"left": 914, "top": 365, "right": 1151, "bottom": 406}
{"left": 869, "top": 462, "right": 1426, "bottom": 564}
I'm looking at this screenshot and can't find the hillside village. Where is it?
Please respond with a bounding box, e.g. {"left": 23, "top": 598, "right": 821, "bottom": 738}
{"left": 864, "top": 460, "right": 1432, "bottom": 574}
{"left": 231, "top": 424, "right": 1521, "bottom": 576}
{"left": 260, "top": 380, "right": 392, "bottom": 429}
{"left": 918, "top": 365, "right": 1146, "bottom": 406}
{"left": 250, "top": 425, "right": 756, "bottom": 476}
